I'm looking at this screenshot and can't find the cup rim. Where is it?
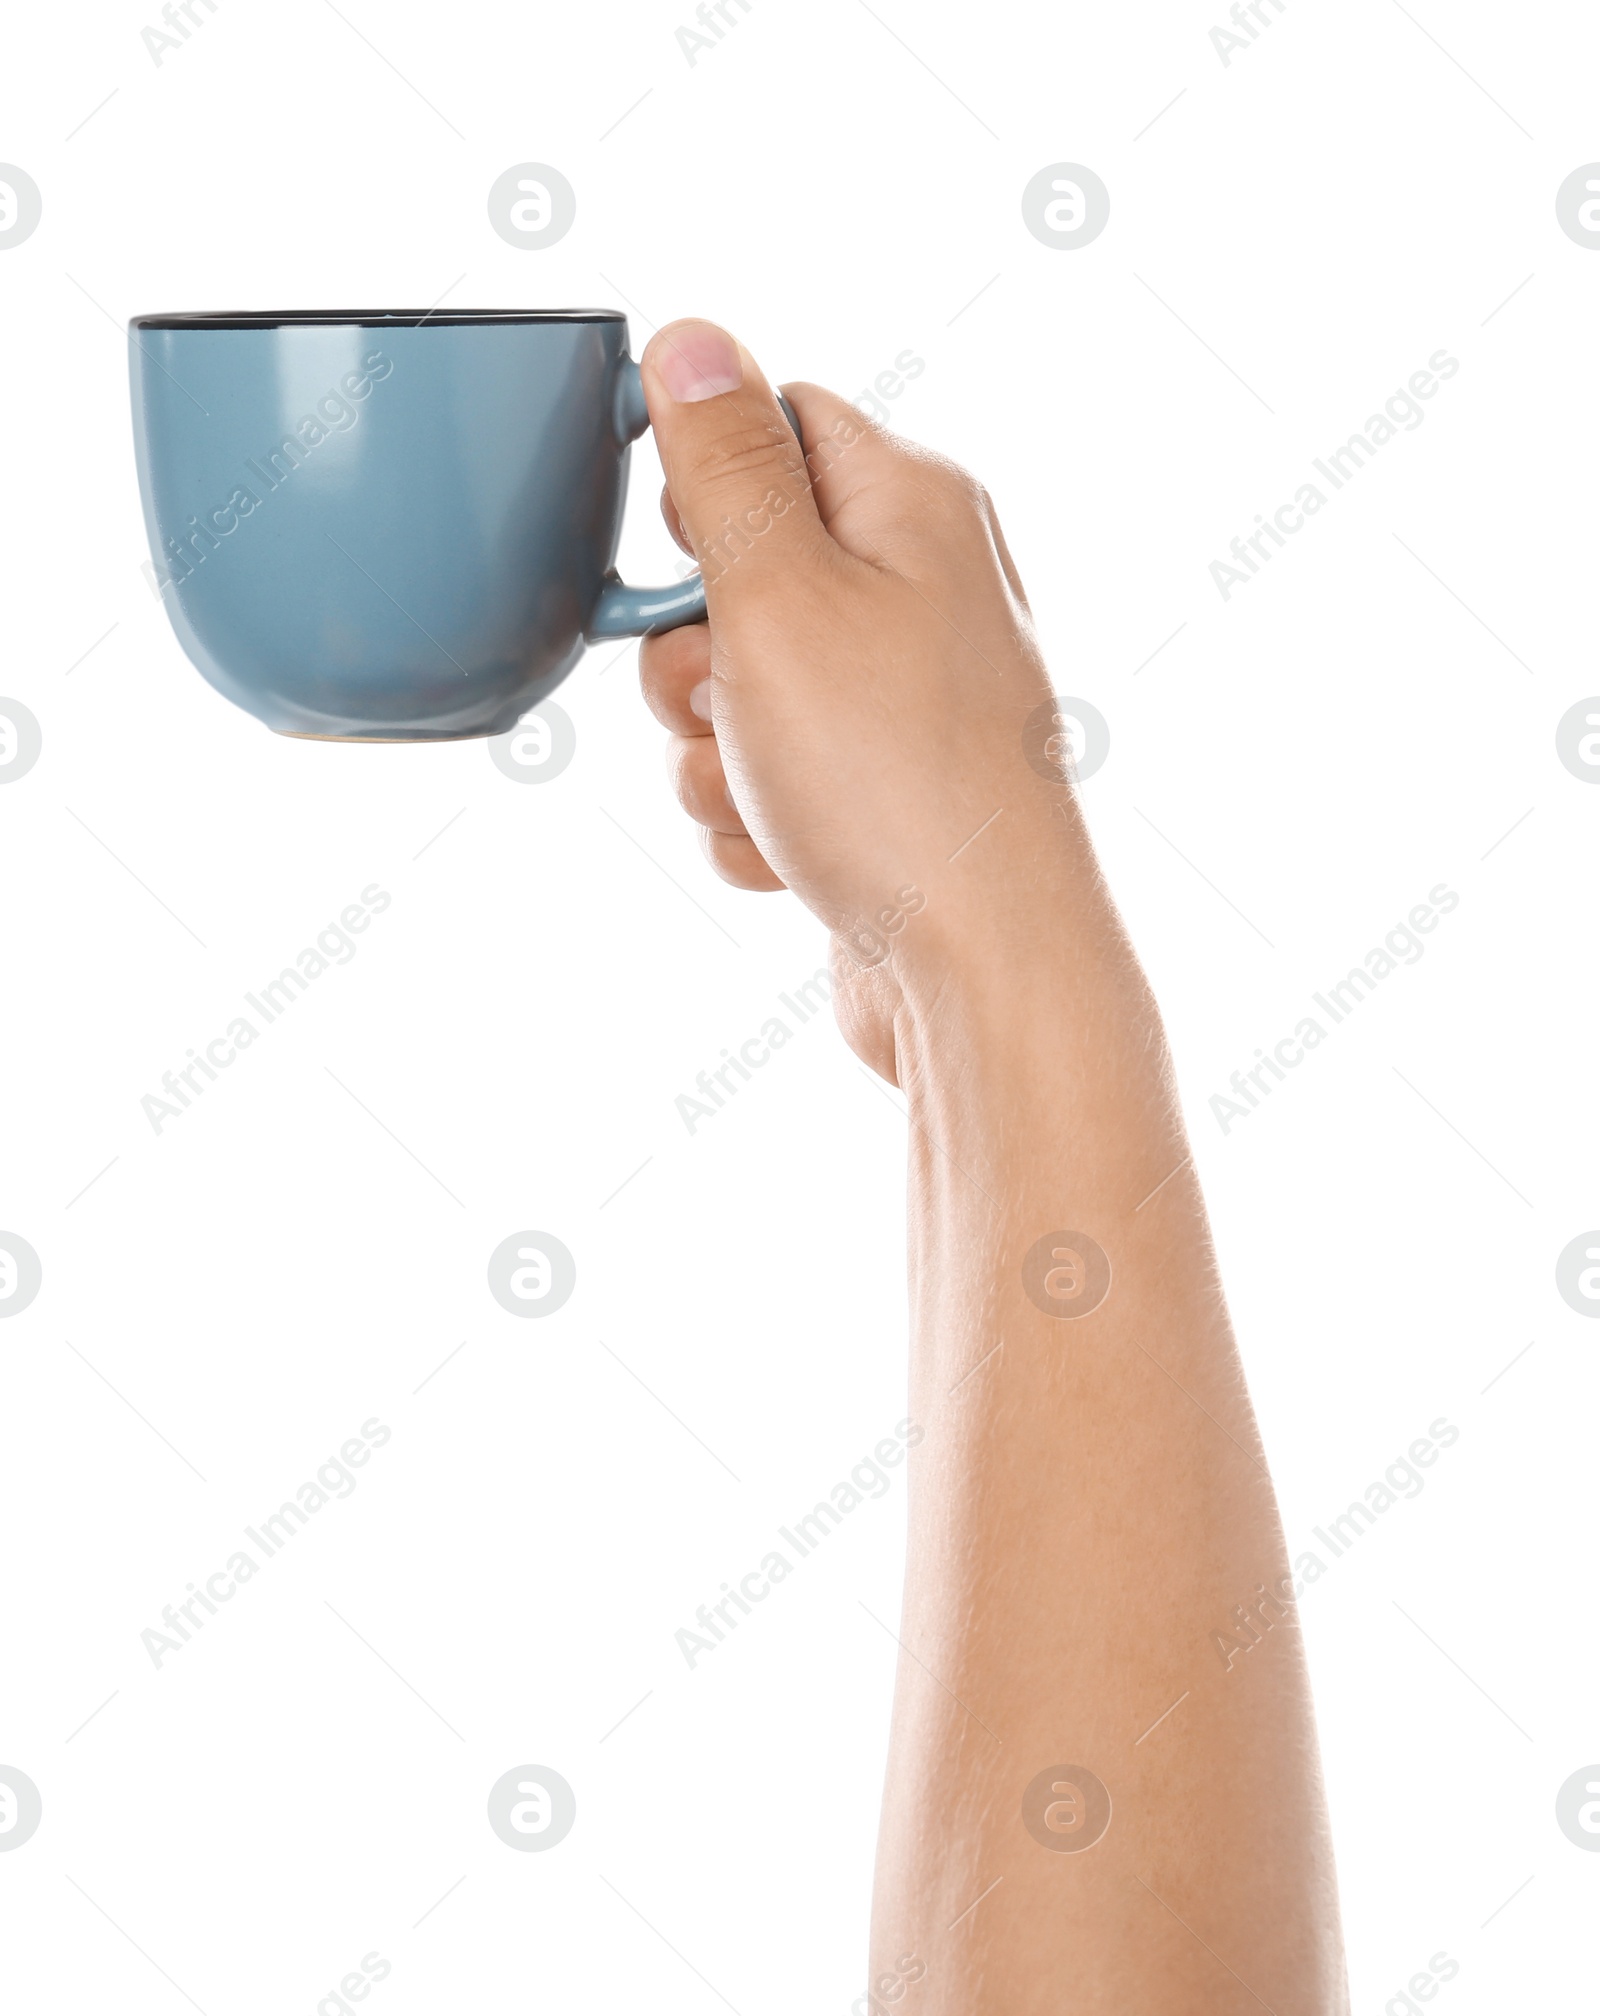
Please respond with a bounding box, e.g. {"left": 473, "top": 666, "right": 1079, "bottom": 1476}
{"left": 128, "top": 308, "right": 627, "bottom": 330}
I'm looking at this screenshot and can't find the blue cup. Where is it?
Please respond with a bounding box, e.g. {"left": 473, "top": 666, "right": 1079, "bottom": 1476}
{"left": 128, "top": 308, "right": 714, "bottom": 741}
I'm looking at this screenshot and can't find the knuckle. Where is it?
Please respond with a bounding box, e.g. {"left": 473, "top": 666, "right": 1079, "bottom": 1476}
{"left": 700, "top": 828, "right": 744, "bottom": 885}
{"left": 663, "top": 734, "right": 696, "bottom": 803}
{"left": 931, "top": 459, "right": 985, "bottom": 516}
{"left": 702, "top": 828, "right": 779, "bottom": 891}
{"left": 666, "top": 736, "right": 726, "bottom": 825}
{"left": 681, "top": 421, "right": 805, "bottom": 502}
{"left": 641, "top": 620, "right": 708, "bottom": 685}
{"left": 895, "top": 448, "right": 985, "bottom": 530}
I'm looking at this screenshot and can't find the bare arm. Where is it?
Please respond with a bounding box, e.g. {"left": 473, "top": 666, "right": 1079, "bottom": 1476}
{"left": 878, "top": 904, "right": 1345, "bottom": 2011}
{"left": 637, "top": 318, "right": 1347, "bottom": 2013}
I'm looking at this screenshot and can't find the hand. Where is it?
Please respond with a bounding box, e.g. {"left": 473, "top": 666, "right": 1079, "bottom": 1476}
{"left": 638, "top": 319, "right": 1092, "bottom": 1082}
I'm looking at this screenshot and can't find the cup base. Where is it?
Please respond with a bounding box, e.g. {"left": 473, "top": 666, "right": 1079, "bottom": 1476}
{"left": 275, "top": 729, "right": 492, "bottom": 744}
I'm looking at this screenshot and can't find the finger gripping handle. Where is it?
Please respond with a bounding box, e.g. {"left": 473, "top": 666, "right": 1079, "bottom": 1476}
{"left": 588, "top": 356, "right": 799, "bottom": 642}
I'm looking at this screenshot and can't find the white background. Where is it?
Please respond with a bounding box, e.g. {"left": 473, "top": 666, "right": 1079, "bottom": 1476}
{"left": 2, "top": 0, "right": 1597, "bottom": 2009}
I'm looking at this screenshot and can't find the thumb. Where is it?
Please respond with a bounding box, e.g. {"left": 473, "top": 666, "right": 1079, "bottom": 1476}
{"left": 641, "top": 319, "right": 823, "bottom": 596}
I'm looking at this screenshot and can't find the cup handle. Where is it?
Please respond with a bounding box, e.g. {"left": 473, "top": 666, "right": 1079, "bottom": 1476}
{"left": 587, "top": 356, "right": 801, "bottom": 642}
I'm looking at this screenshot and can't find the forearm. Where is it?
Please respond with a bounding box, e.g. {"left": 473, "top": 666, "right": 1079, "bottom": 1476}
{"left": 870, "top": 878, "right": 1346, "bottom": 2013}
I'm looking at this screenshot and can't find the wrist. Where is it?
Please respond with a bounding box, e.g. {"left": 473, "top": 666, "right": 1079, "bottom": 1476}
{"left": 888, "top": 886, "right": 1177, "bottom": 1190}
{"left": 891, "top": 890, "right": 1146, "bottom": 1087}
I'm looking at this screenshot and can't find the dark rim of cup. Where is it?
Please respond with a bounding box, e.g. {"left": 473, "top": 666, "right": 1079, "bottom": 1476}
{"left": 128, "top": 309, "right": 627, "bottom": 330}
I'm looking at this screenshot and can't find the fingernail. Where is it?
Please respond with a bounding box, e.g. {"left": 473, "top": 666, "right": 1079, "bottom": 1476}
{"left": 656, "top": 321, "right": 744, "bottom": 403}
{"left": 689, "top": 679, "right": 713, "bottom": 721}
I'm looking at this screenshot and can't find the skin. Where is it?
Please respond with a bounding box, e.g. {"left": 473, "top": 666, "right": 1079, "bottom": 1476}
{"left": 638, "top": 320, "right": 1349, "bottom": 2014}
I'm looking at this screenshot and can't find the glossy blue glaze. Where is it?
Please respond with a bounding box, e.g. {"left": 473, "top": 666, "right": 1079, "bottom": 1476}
{"left": 128, "top": 310, "right": 705, "bottom": 740}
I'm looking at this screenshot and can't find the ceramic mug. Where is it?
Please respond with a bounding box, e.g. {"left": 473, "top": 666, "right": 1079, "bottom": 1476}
{"left": 129, "top": 308, "right": 775, "bottom": 742}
